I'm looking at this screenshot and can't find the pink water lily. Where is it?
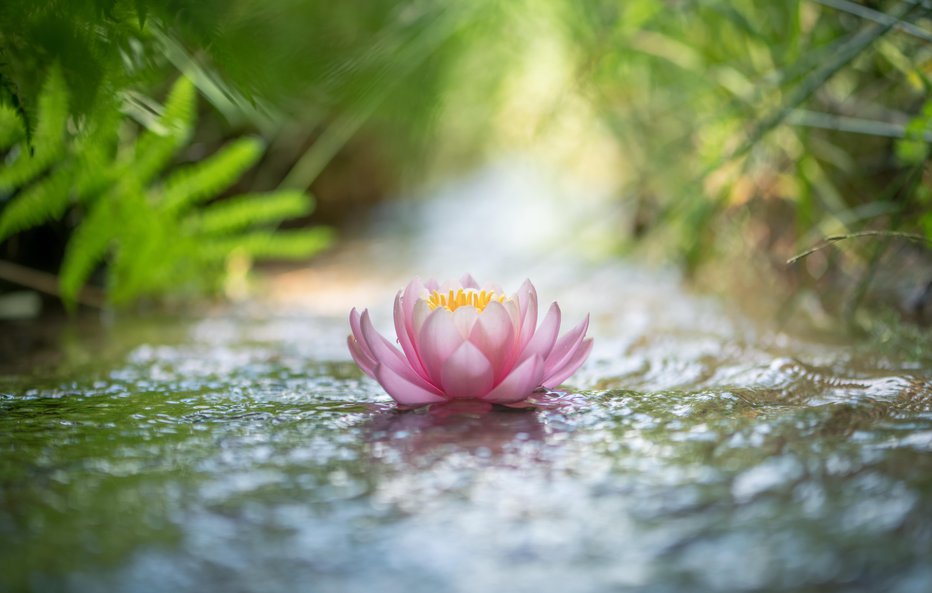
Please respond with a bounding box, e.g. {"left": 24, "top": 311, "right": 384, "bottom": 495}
{"left": 348, "top": 275, "right": 592, "bottom": 407}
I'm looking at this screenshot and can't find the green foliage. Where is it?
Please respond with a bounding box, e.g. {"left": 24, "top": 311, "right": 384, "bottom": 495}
{"left": 0, "top": 72, "right": 330, "bottom": 308}
{"left": 0, "top": 66, "right": 68, "bottom": 193}
{"left": 896, "top": 97, "right": 932, "bottom": 241}
{"left": 0, "top": 0, "right": 232, "bottom": 132}
{"left": 0, "top": 0, "right": 513, "bottom": 179}
{"left": 3, "top": 0, "right": 927, "bottom": 320}
{"left": 0, "top": 0, "right": 520, "bottom": 308}
{"left": 896, "top": 98, "right": 932, "bottom": 166}
{"left": 558, "top": 0, "right": 932, "bottom": 267}
{"left": 0, "top": 67, "right": 73, "bottom": 240}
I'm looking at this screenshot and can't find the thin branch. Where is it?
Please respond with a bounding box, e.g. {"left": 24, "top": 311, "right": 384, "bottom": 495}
{"left": 786, "top": 230, "right": 932, "bottom": 264}
{"left": 0, "top": 259, "right": 106, "bottom": 308}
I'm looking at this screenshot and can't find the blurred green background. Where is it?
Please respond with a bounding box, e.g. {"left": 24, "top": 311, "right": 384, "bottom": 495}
{"left": 1, "top": 0, "right": 930, "bottom": 319}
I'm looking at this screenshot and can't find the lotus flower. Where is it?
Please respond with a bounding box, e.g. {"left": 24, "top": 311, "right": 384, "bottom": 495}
{"left": 348, "top": 275, "right": 592, "bottom": 406}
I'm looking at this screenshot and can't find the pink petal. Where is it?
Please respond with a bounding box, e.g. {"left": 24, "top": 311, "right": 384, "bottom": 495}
{"left": 452, "top": 306, "right": 479, "bottom": 337}
{"left": 439, "top": 279, "right": 463, "bottom": 293}
{"left": 460, "top": 273, "right": 480, "bottom": 289}
{"left": 441, "top": 341, "right": 494, "bottom": 399}
{"left": 360, "top": 310, "right": 442, "bottom": 395}
{"left": 482, "top": 354, "right": 545, "bottom": 404}
{"left": 375, "top": 364, "right": 449, "bottom": 406}
{"left": 542, "top": 338, "right": 593, "bottom": 388}
{"left": 418, "top": 307, "right": 466, "bottom": 384}
{"left": 502, "top": 299, "right": 521, "bottom": 328}
{"left": 467, "top": 300, "right": 516, "bottom": 380}
{"left": 412, "top": 299, "right": 431, "bottom": 335}
{"left": 515, "top": 279, "right": 538, "bottom": 350}
{"left": 402, "top": 278, "right": 427, "bottom": 328}
{"left": 394, "top": 291, "right": 428, "bottom": 380}
{"left": 347, "top": 336, "right": 377, "bottom": 378}
{"left": 349, "top": 308, "right": 375, "bottom": 360}
{"left": 544, "top": 314, "right": 589, "bottom": 375}
{"left": 482, "top": 282, "right": 504, "bottom": 294}
{"left": 424, "top": 278, "right": 440, "bottom": 291}
{"left": 521, "top": 302, "right": 561, "bottom": 362}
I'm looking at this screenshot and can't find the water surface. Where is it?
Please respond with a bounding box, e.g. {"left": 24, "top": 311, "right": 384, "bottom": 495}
{"left": 2, "top": 163, "right": 931, "bottom": 593}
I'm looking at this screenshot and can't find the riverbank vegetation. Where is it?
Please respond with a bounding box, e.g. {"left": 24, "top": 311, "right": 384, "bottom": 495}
{"left": 1, "top": 0, "right": 929, "bottom": 321}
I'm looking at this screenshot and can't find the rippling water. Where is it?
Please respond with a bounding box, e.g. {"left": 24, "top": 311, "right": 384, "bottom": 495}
{"left": 2, "top": 163, "right": 931, "bottom": 592}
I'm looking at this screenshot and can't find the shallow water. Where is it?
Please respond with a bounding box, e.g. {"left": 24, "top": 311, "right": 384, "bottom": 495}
{"left": 2, "top": 163, "right": 931, "bottom": 593}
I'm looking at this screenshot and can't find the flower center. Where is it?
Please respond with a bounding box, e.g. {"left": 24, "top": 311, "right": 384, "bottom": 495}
{"left": 427, "top": 289, "right": 505, "bottom": 312}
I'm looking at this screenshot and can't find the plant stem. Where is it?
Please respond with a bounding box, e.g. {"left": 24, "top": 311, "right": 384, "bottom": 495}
{"left": 0, "top": 260, "right": 106, "bottom": 309}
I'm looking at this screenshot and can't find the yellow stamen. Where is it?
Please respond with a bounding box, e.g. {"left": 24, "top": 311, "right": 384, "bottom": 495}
{"left": 426, "top": 288, "right": 506, "bottom": 312}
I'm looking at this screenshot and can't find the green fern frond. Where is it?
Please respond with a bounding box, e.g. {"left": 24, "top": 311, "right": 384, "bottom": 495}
{"left": 59, "top": 195, "right": 121, "bottom": 309}
{"left": 161, "top": 136, "right": 264, "bottom": 214}
{"left": 134, "top": 0, "right": 149, "bottom": 29}
{"left": 0, "top": 66, "right": 68, "bottom": 192}
{"left": 108, "top": 197, "right": 186, "bottom": 305}
{"left": 0, "top": 164, "right": 75, "bottom": 242}
{"left": 0, "top": 104, "right": 25, "bottom": 150}
{"left": 207, "top": 228, "right": 334, "bottom": 260}
{"left": 195, "top": 190, "right": 314, "bottom": 235}
{"left": 130, "top": 77, "right": 196, "bottom": 186}
{"left": 144, "top": 76, "right": 197, "bottom": 136}
{"left": 2, "top": 70, "right": 330, "bottom": 309}
{"left": 72, "top": 109, "right": 122, "bottom": 200}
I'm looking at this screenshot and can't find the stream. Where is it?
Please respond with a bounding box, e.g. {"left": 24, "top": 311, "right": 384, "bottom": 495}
{"left": 2, "top": 162, "right": 931, "bottom": 593}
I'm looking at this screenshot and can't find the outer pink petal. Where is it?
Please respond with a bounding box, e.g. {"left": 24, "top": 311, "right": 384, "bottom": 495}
{"left": 513, "top": 278, "right": 534, "bottom": 311}
{"left": 542, "top": 338, "right": 593, "bottom": 388}
{"left": 520, "top": 302, "right": 561, "bottom": 363}
{"left": 467, "top": 300, "right": 516, "bottom": 381}
{"left": 515, "top": 279, "right": 538, "bottom": 351}
{"left": 360, "top": 310, "right": 442, "bottom": 395}
{"left": 349, "top": 308, "right": 376, "bottom": 360}
{"left": 418, "top": 307, "right": 466, "bottom": 385}
{"left": 441, "top": 341, "right": 495, "bottom": 399}
{"left": 394, "top": 292, "right": 428, "bottom": 380}
{"left": 412, "top": 299, "right": 431, "bottom": 335}
{"left": 402, "top": 278, "right": 427, "bottom": 328}
{"left": 544, "top": 314, "right": 589, "bottom": 376}
{"left": 482, "top": 354, "right": 545, "bottom": 404}
{"left": 375, "top": 364, "right": 449, "bottom": 406}
{"left": 347, "top": 336, "right": 377, "bottom": 378}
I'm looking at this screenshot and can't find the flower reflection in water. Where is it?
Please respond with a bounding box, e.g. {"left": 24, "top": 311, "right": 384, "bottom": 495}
{"left": 362, "top": 392, "right": 585, "bottom": 466}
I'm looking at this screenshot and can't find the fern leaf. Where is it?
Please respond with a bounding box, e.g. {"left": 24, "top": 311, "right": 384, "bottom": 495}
{"left": 0, "top": 164, "right": 75, "bottom": 242}
{"left": 202, "top": 227, "right": 334, "bottom": 261}
{"left": 134, "top": 0, "right": 149, "bottom": 29}
{"left": 0, "top": 70, "right": 30, "bottom": 146}
{"left": 161, "top": 136, "right": 264, "bottom": 214}
{"left": 107, "top": 198, "right": 182, "bottom": 305}
{"left": 0, "top": 66, "right": 68, "bottom": 191}
{"left": 0, "top": 104, "right": 25, "bottom": 150}
{"left": 59, "top": 194, "right": 120, "bottom": 309}
{"left": 194, "top": 190, "right": 314, "bottom": 235}
{"left": 131, "top": 77, "right": 197, "bottom": 186}
{"left": 72, "top": 109, "right": 121, "bottom": 200}
{"left": 156, "top": 75, "right": 198, "bottom": 133}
